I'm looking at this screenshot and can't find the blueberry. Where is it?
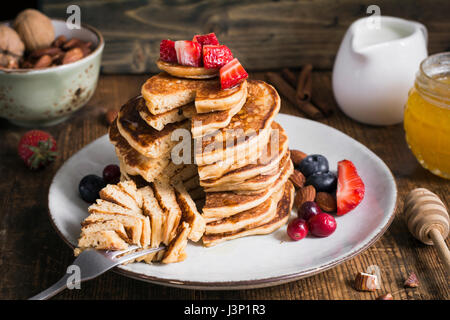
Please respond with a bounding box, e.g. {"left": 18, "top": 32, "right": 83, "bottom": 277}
{"left": 79, "top": 174, "right": 106, "bottom": 203}
{"left": 298, "top": 154, "right": 329, "bottom": 177}
{"left": 305, "top": 171, "right": 337, "bottom": 192}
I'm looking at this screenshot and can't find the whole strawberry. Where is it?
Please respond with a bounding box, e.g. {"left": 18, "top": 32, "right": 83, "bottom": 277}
{"left": 18, "top": 130, "right": 58, "bottom": 169}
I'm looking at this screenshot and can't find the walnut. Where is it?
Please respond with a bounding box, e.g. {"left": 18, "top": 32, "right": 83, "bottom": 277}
{"left": 0, "top": 25, "right": 25, "bottom": 57}
{"left": 0, "top": 53, "right": 19, "bottom": 68}
{"left": 13, "top": 9, "right": 55, "bottom": 52}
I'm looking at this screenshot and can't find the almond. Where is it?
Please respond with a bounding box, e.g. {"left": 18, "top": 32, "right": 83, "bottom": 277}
{"left": 315, "top": 192, "right": 337, "bottom": 212}
{"left": 62, "top": 38, "right": 84, "bottom": 50}
{"left": 34, "top": 54, "right": 52, "bottom": 68}
{"left": 29, "top": 46, "right": 62, "bottom": 59}
{"left": 354, "top": 272, "right": 379, "bottom": 291}
{"left": 290, "top": 149, "right": 307, "bottom": 167}
{"left": 62, "top": 47, "right": 84, "bottom": 64}
{"left": 52, "top": 35, "right": 67, "bottom": 48}
{"left": 294, "top": 185, "right": 316, "bottom": 210}
{"left": 289, "top": 170, "right": 305, "bottom": 189}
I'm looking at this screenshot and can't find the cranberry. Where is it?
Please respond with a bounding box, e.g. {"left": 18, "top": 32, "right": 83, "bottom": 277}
{"left": 287, "top": 218, "right": 309, "bottom": 241}
{"left": 308, "top": 213, "right": 337, "bottom": 237}
{"left": 298, "top": 201, "right": 322, "bottom": 221}
{"left": 102, "top": 164, "right": 121, "bottom": 184}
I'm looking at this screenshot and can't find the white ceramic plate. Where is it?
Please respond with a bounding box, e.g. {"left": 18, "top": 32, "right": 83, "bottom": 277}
{"left": 48, "top": 114, "right": 397, "bottom": 290}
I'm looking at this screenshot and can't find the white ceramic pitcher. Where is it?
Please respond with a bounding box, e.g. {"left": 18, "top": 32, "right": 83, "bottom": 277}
{"left": 332, "top": 16, "right": 428, "bottom": 125}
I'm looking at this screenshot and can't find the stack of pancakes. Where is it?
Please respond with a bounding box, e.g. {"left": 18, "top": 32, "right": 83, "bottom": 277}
{"left": 196, "top": 80, "right": 295, "bottom": 246}
{"left": 89, "top": 65, "right": 294, "bottom": 262}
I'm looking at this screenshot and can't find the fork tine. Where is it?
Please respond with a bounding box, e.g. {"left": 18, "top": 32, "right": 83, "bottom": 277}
{"left": 114, "top": 246, "right": 166, "bottom": 264}
{"left": 102, "top": 245, "right": 140, "bottom": 259}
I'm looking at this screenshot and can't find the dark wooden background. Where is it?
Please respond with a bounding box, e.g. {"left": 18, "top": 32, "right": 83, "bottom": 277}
{"left": 0, "top": 0, "right": 449, "bottom": 300}
{"left": 41, "top": 0, "right": 450, "bottom": 73}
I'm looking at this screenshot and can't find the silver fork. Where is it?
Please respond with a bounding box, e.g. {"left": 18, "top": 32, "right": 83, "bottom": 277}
{"left": 29, "top": 245, "right": 165, "bottom": 300}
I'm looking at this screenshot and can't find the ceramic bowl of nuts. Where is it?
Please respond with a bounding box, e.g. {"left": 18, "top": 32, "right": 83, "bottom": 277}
{"left": 0, "top": 9, "right": 104, "bottom": 127}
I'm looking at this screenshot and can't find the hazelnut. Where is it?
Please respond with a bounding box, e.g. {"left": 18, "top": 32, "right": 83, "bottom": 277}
{"left": 14, "top": 9, "right": 55, "bottom": 51}
{"left": 0, "top": 25, "right": 25, "bottom": 59}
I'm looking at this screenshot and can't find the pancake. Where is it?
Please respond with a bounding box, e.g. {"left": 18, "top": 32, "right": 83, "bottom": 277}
{"left": 204, "top": 181, "right": 285, "bottom": 234}
{"left": 152, "top": 179, "right": 183, "bottom": 245}
{"left": 194, "top": 80, "right": 280, "bottom": 167}
{"left": 202, "top": 181, "right": 295, "bottom": 247}
{"left": 202, "top": 155, "right": 293, "bottom": 220}
{"left": 138, "top": 100, "right": 195, "bottom": 131}
{"left": 160, "top": 163, "right": 198, "bottom": 184}
{"left": 203, "top": 151, "right": 291, "bottom": 192}
{"left": 173, "top": 181, "right": 206, "bottom": 242}
{"left": 110, "top": 120, "right": 171, "bottom": 182}
{"left": 141, "top": 73, "right": 247, "bottom": 115}
{"left": 195, "top": 78, "right": 247, "bottom": 113}
{"left": 200, "top": 122, "right": 289, "bottom": 186}
{"left": 161, "top": 222, "right": 190, "bottom": 264}
{"left": 157, "top": 59, "right": 219, "bottom": 79}
{"left": 117, "top": 96, "right": 190, "bottom": 158}
{"left": 191, "top": 91, "right": 246, "bottom": 138}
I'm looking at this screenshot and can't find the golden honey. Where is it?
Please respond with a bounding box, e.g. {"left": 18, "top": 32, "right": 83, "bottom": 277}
{"left": 404, "top": 52, "right": 450, "bottom": 179}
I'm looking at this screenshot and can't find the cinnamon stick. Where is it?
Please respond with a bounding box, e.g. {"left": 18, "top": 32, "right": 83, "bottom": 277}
{"left": 281, "top": 68, "right": 297, "bottom": 87}
{"left": 266, "top": 72, "right": 323, "bottom": 119}
{"left": 310, "top": 73, "right": 335, "bottom": 116}
{"left": 296, "top": 64, "right": 313, "bottom": 101}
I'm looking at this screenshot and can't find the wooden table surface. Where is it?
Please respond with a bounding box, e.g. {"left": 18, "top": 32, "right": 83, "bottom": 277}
{"left": 0, "top": 72, "right": 448, "bottom": 300}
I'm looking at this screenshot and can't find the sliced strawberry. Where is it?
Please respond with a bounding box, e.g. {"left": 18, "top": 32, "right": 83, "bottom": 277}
{"left": 203, "top": 45, "right": 233, "bottom": 69}
{"left": 159, "top": 39, "right": 177, "bottom": 63}
{"left": 336, "top": 160, "right": 365, "bottom": 215}
{"left": 220, "top": 58, "right": 248, "bottom": 90}
{"left": 193, "top": 33, "right": 219, "bottom": 46}
{"left": 174, "top": 40, "right": 202, "bottom": 67}
{"left": 18, "top": 130, "right": 58, "bottom": 170}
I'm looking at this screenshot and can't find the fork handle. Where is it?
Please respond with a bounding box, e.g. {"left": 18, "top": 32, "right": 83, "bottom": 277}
{"left": 28, "top": 274, "right": 71, "bottom": 300}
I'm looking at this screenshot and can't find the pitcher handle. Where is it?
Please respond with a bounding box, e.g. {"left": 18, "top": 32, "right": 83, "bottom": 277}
{"left": 415, "top": 22, "right": 428, "bottom": 46}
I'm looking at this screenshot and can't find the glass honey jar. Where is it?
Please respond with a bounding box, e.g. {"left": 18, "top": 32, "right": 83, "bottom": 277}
{"left": 404, "top": 52, "right": 450, "bottom": 179}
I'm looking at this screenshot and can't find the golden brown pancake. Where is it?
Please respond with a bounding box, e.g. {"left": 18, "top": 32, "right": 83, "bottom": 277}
{"left": 204, "top": 182, "right": 285, "bottom": 234}
{"left": 202, "top": 181, "right": 295, "bottom": 247}
{"left": 137, "top": 100, "right": 195, "bottom": 131}
{"left": 200, "top": 122, "right": 289, "bottom": 185}
{"left": 203, "top": 151, "right": 291, "bottom": 192}
{"left": 141, "top": 72, "right": 247, "bottom": 115}
{"left": 191, "top": 91, "right": 246, "bottom": 138}
{"left": 116, "top": 96, "right": 190, "bottom": 158}
{"left": 110, "top": 120, "right": 172, "bottom": 183}
{"left": 202, "top": 155, "right": 293, "bottom": 219}
{"left": 195, "top": 80, "right": 280, "bottom": 167}
{"left": 195, "top": 79, "right": 247, "bottom": 113}
{"left": 157, "top": 59, "right": 219, "bottom": 79}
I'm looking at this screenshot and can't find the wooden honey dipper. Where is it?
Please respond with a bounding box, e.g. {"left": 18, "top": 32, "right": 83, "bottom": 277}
{"left": 404, "top": 188, "right": 450, "bottom": 274}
